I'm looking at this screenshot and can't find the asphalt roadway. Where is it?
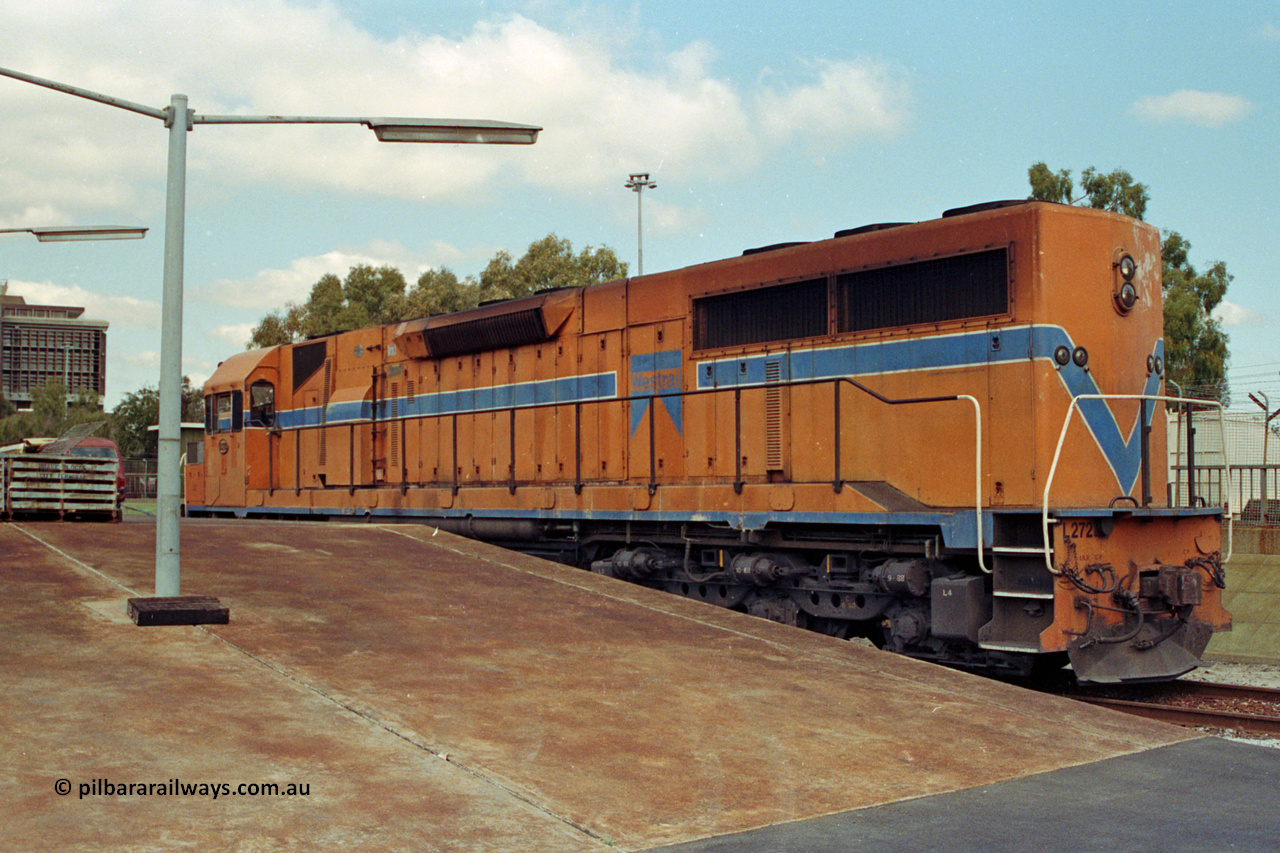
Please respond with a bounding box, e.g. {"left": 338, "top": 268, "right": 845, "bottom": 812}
{"left": 4, "top": 517, "right": 1278, "bottom": 852}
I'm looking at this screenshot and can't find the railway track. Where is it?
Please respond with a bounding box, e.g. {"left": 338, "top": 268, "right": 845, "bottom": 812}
{"left": 1062, "top": 681, "right": 1280, "bottom": 736}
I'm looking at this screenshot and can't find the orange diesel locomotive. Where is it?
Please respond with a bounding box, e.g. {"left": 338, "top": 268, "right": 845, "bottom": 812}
{"left": 187, "top": 200, "right": 1230, "bottom": 683}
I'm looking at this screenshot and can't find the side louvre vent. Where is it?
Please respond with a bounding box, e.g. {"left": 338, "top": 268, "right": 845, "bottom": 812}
{"left": 837, "top": 248, "right": 1009, "bottom": 332}
{"left": 694, "top": 278, "right": 826, "bottom": 350}
{"left": 389, "top": 381, "right": 400, "bottom": 468}
{"left": 425, "top": 308, "right": 546, "bottom": 357}
{"left": 765, "top": 360, "right": 784, "bottom": 471}
{"left": 392, "top": 289, "right": 578, "bottom": 359}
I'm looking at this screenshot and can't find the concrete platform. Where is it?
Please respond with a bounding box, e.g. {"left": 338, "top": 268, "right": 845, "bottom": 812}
{"left": 3, "top": 518, "right": 1278, "bottom": 851}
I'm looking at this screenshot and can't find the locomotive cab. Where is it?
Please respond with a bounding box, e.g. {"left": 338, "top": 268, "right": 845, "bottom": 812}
{"left": 189, "top": 348, "right": 281, "bottom": 511}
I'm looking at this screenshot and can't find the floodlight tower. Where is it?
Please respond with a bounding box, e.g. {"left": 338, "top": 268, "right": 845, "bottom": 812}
{"left": 625, "top": 173, "right": 656, "bottom": 276}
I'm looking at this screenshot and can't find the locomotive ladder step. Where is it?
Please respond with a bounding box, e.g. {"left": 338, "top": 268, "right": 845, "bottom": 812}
{"left": 977, "top": 641, "right": 1042, "bottom": 654}
{"left": 991, "top": 545, "right": 1053, "bottom": 555}
{"left": 993, "top": 590, "right": 1056, "bottom": 600}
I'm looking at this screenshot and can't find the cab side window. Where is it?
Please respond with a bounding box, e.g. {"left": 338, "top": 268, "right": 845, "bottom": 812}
{"left": 216, "top": 394, "right": 232, "bottom": 432}
{"left": 248, "top": 380, "right": 275, "bottom": 427}
{"left": 208, "top": 392, "right": 244, "bottom": 433}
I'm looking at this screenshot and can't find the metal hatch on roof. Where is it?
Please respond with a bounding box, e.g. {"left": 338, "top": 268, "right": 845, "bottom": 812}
{"left": 392, "top": 288, "right": 578, "bottom": 359}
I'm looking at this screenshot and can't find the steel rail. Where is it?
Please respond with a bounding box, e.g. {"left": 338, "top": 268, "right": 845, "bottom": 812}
{"left": 1070, "top": 695, "right": 1280, "bottom": 736}
{"left": 1065, "top": 681, "right": 1280, "bottom": 736}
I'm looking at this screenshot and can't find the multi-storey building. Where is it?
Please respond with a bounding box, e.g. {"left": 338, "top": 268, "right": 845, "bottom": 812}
{"left": 0, "top": 284, "right": 108, "bottom": 410}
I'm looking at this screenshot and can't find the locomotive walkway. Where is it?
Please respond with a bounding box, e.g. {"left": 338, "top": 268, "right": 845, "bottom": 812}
{"left": 4, "top": 518, "right": 1278, "bottom": 851}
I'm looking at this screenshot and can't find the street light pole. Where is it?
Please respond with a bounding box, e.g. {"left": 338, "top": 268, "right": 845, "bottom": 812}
{"left": 625, "top": 173, "right": 656, "bottom": 276}
{"left": 155, "top": 94, "right": 190, "bottom": 594}
{"left": 1, "top": 65, "right": 539, "bottom": 609}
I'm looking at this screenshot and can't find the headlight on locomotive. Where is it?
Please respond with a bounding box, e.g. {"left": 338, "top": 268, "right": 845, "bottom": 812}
{"left": 1113, "top": 252, "right": 1138, "bottom": 314}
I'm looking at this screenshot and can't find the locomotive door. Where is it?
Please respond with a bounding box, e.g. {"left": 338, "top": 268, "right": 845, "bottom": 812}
{"left": 984, "top": 322, "right": 1027, "bottom": 507}
{"left": 205, "top": 390, "right": 245, "bottom": 507}
{"left": 379, "top": 365, "right": 406, "bottom": 487}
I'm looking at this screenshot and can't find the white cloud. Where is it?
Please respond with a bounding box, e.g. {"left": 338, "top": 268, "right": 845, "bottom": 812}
{"left": 0, "top": 3, "right": 911, "bottom": 224}
{"left": 210, "top": 324, "right": 256, "bottom": 348}
{"left": 646, "top": 197, "right": 708, "bottom": 236}
{"left": 757, "top": 60, "right": 911, "bottom": 156}
{"left": 1132, "top": 90, "right": 1254, "bottom": 128}
{"left": 115, "top": 349, "right": 160, "bottom": 370}
{"left": 1213, "top": 300, "right": 1261, "bottom": 327}
{"left": 197, "top": 240, "right": 469, "bottom": 310}
{"left": 3, "top": 280, "right": 159, "bottom": 329}
{"left": 1263, "top": 22, "right": 1280, "bottom": 41}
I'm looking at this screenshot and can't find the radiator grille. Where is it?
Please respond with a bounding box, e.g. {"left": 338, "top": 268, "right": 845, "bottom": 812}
{"left": 694, "top": 278, "right": 826, "bottom": 350}
{"left": 425, "top": 308, "right": 547, "bottom": 357}
{"left": 837, "top": 248, "right": 1008, "bottom": 332}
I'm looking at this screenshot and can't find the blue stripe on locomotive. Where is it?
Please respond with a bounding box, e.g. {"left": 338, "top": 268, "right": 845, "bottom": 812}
{"left": 693, "top": 324, "right": 1162, "bottom": 495}
{"left": 259, "top": 324, "right": 1160, "bottom": 496}
{"left": 272, "top": 371, "right": 619, "bottom": 430}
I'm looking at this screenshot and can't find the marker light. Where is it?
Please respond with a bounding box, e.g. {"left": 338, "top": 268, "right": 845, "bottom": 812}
{"left": 1119, "top": 254, "right": 1137, "bottom": 280}
{"left": 1114, "top": 253, "right": 1138, "bottom": 314}
{"left": 1117, "top": 282, "right": 1138, "bottom": 311}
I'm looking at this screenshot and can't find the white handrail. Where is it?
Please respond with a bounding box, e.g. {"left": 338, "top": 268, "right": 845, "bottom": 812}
{"left": 1041, "top": 394, "right": 1231, "bottom": 575}
{"left": 955, "top": 394, "right": 987, "bottom": 574}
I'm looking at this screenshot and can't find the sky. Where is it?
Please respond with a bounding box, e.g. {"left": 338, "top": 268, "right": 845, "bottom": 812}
{"left": 0, "top": 1, "right": 1276, "bottom": 412}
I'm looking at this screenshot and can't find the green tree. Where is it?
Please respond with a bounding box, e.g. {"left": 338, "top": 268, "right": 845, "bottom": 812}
{"left": 246, "top": 309, "right": 297, "bottom": 349}
{"left": 1160, "top": 232, "right": 1230, "bottom": 398}
{"left": 402, "top": 268, "right": 479, "bottom": 318}
{"left": 0, "top": 381, "right": 107, "bottom": 446}
{"left": 477, "top": 235, "right": 627, "bottom": 303}
{"left": 248, "top": 266, "right": 409, "bottom": 348}
{"left": 343, "top": 265, "right": 407, "bottom": 326}
{"left": 1028, "top": 162, "right": 1229, "bottom": 398}
{"left": 248, "top": 235, "right": 628, "bottom": 349}
{"left": 110, "top": 378, "right": 205, "bottom": 458}
{"left": 1028, "top": 162, "right": 1149, "bottom": 219}
{"left": 0, "top": 410, "right": 35, "bottom": 446}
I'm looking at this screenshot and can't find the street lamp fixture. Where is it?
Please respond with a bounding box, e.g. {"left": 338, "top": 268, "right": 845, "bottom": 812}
{"left": 1, "top": 225, "right": 148, "bottom": 242}
{"left": 625, "top": 172, "right": 656, "bottom": 276}
{"left": 363, "top": 118, "right": 540, "bottom": 144}
{"left": 0, "top": 64, "right": 540, "bottom": 611}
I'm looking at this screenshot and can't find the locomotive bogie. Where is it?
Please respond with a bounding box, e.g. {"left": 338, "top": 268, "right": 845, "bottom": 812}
{"left": 188, "top": 201, "right": 1228, "bottom": 682}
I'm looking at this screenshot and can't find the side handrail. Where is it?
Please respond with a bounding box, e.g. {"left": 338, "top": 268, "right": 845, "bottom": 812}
{"left": 835, "top": 379, "right": 986, "bottom": 573}
{"left": 1041, "top": 394, "right": 1231, "bottom": 575}
{"left": 259, "top": 373, "right": 987, "bottom": 567}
